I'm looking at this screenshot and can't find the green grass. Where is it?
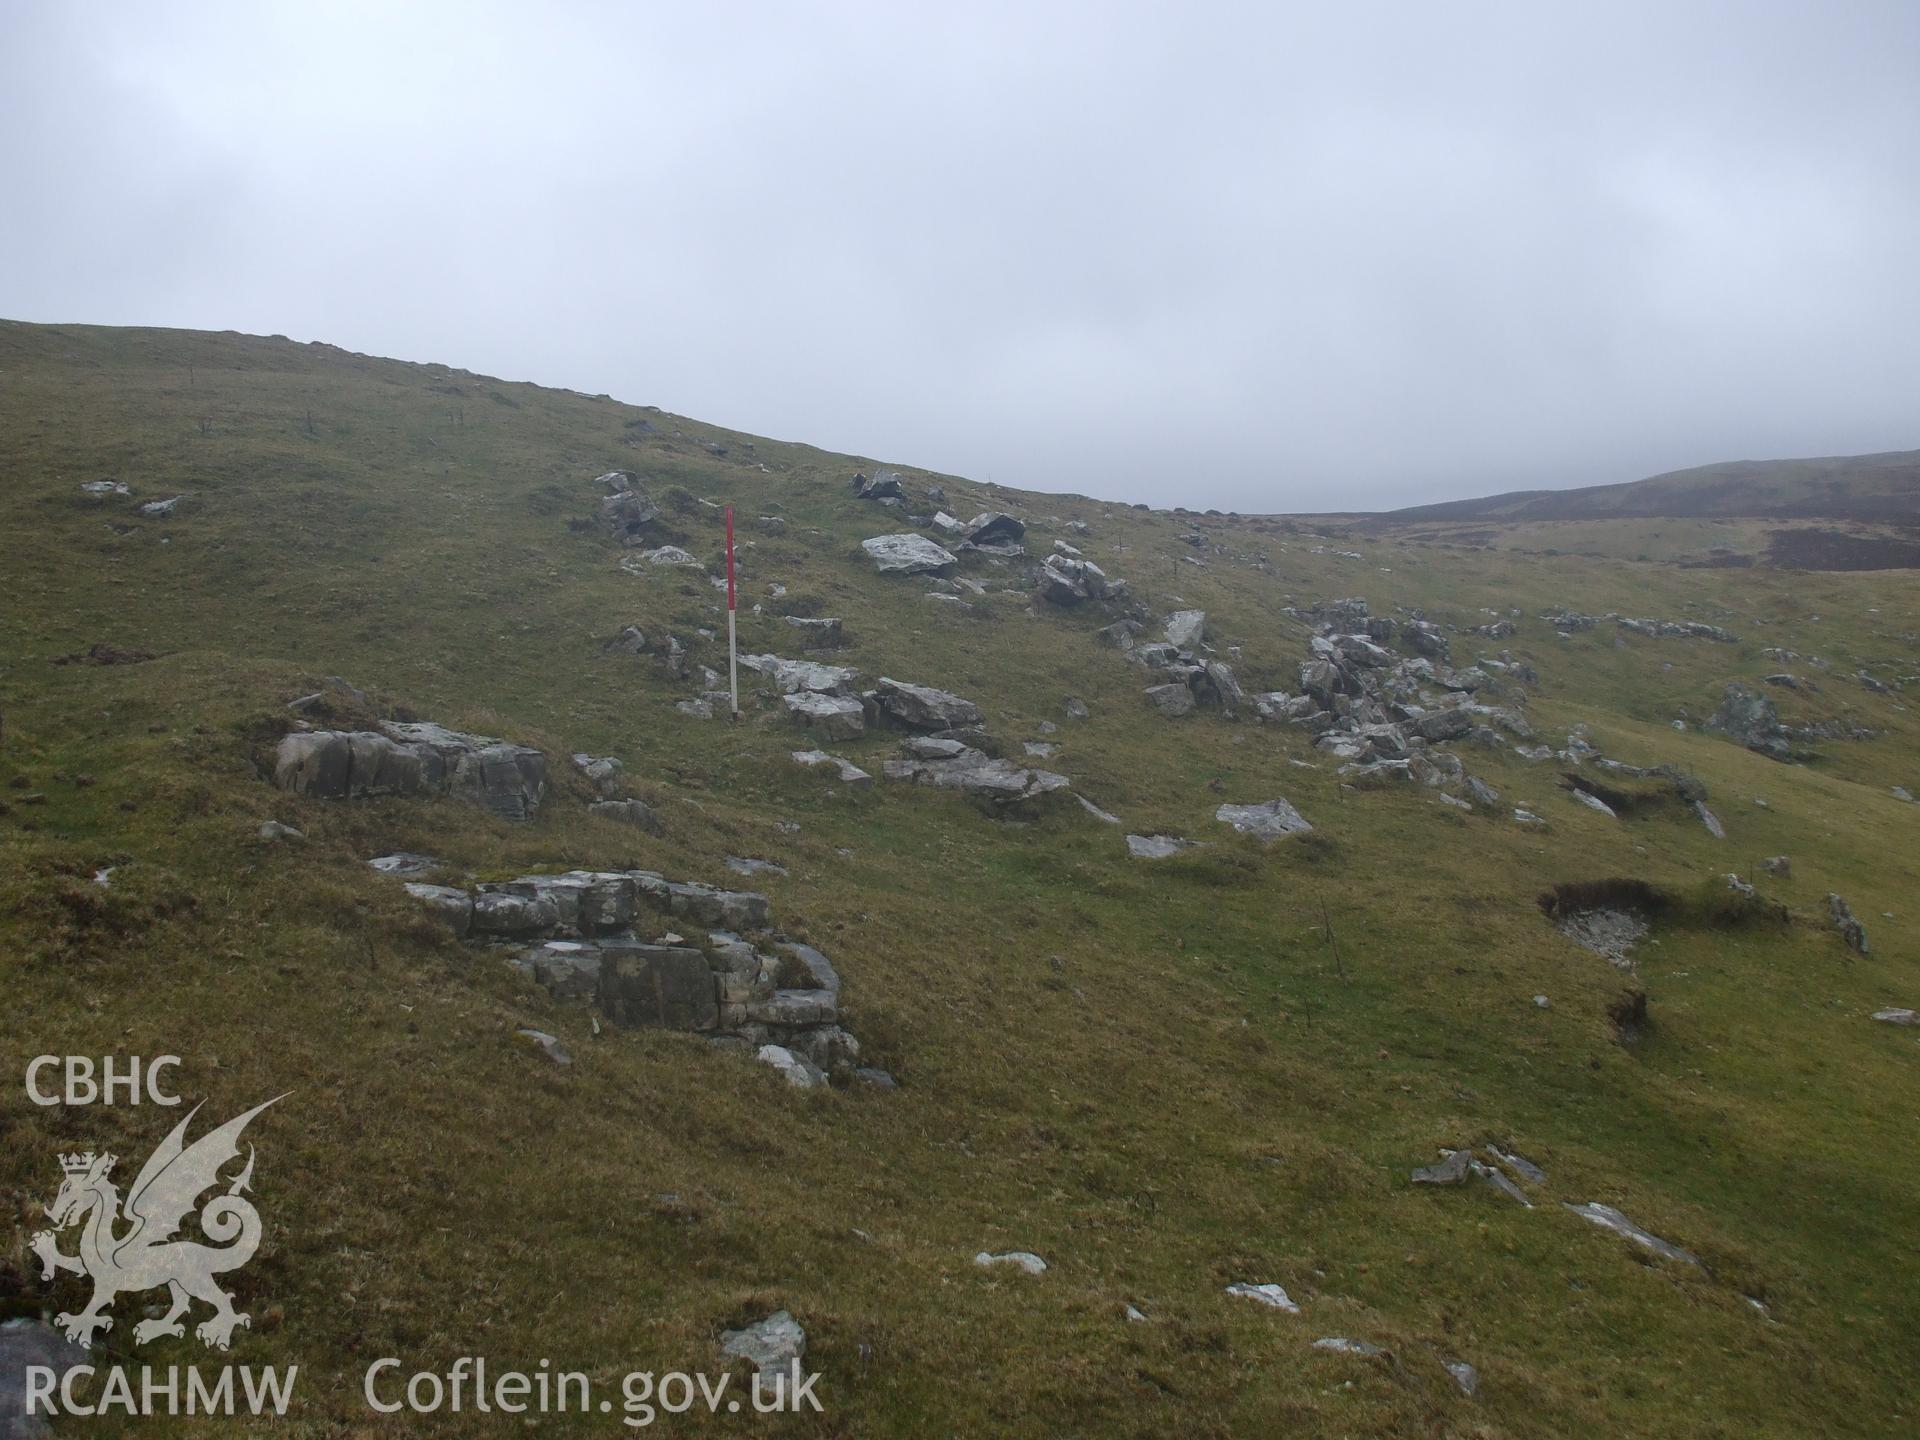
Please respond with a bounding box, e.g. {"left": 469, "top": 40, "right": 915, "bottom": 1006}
{"left": 1, "top": 320, "right": 1916, "bottom": 1437}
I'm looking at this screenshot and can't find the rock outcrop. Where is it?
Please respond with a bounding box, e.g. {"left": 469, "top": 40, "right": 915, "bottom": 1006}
{"left": 391, "top": 865, "right": 884, "bottom": 1088}
{"left": 275, "top": 720, "right": 547, "bottom": 820}
{"left": 883, "top": 739, "right": 1067, "bottom": 805}
{"left": 1706, "top": 683, "right": 1791, "bottom": 760}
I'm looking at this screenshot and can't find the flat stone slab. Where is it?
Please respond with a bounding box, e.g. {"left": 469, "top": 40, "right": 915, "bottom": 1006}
{"left": 1215, "top": 799, "right": 1313, "bottom": 841}
{"left": 874, "top": 677, "right": 983, "bottom": 729}
{"left": 1225, "top": 1282, "right": 1299, "bottom": 1312}
{"left": 741, "top": 654, "right": 858, "bottom": 694}
{"left": 791, "top": 749, "right": 872, "bottom": 785}
{"left": 1126, "top": 834, "right": 1193, "bottom": 859}
{"left": 1313, "top": 1337, "right": 1387, "bottom": 1357}
{"left": 863, "top": 533, "right": 957, "bottom": 574}
{"left": 368, "top": 851, "right": 441, "bottom": 876}
{"left": 1564, "top": 1202, "right": 1699, "bottom": 1266}
{"left": 974, "top": 1250, "right": 1047, "bottom": 1275}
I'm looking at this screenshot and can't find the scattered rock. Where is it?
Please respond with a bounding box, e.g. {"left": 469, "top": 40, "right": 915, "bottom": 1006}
{"left": 1487, "top": 1146, "right": 1546, "bottom": 1183}
{"left": 850, "top": 469, "right": 907, "bottom": 500}
{"left": 79, "top": 479, "right": 130, "bottom": 497}
{"left": 1692, "top": 801, "right": 1725, "bottom": 838}
{"left": 755, "top": 1043, "right": 826, "bottom": 1086}
{"left": 639, "top": 545, "right": 702, "bottom": 568}
{"left": 600, "top": 486, "right": 660, "bottom": 540}
{"left": 590, "top": 798, "right": 663, "bottom": 832}
{"left": 1570, "top": 790, "right": 1617, "bottom": 818}
{"left": 873, "top": 677, "right": 983, "bottom": 730}
{"left": 1827, "top": 893, "right": 1869, "bottom": 954}
{"left": 791, "top": 749, "right": 872, "bottom": 785}
{"left": 1225, "top": 1283, "right": 1299, "bottom": 1313}
{"left": 1411, "top": 1149, "right": 1473, "bottom": 1186}
{"left": 367, "top": 851, "right": 441, "bottom": 877}
{"left": 258, "top": 820, "right": 305, "bottom": 843}
{"left": 1872, "top": 1007, "right": 1917, "bottom": 1026}
{"left": 139, "top": 495, "right": 186, "bottom": 517}
{"left": 862, "top": 533, "right": 958, "bottom": 574}
{"left": 1563, "top": 1202, "right": 1699, "bottom": 1266}
{"left": 1556, "top": 908, "right": 1647, "bottom": 968}
{"left": 1214, "top": 798, "right": 1313, "bottom": 842}
{"left": 1165, "top": 610, "right": 1206, "bottom": 648}
{"left": 1313, "top": 1337, "right": 1387, "bottom": 1357}
{"left": 1064, "top": 697, "right": 1089, "bottom": 719}
{"left": 1706, "top": 683, "right": 1791, "bottom": 760}
{"left": 965, "top": 512, "right": 1026, "bottom": 546}
{"left": 1126, "top": 834, "right": 1194, "bottom": 859}
{"left": 884, "top": 745, "right": 1068, "bottom": 805}
{"left": 1076, "top": 794, "right": 1122, "bottom": 824}
{"left": 740, "top": 654, "right": 859, "bottom": 694}
{"left": 1760, "top": 855, "right": 1790, "bottom": 876}
{"left": 726, "top": 857, "right": 788, "bottom": 879}
{"left": 1144, "top": 683, "right": 1195, "bottom": 718}
{"left": 514, "top": 1028, "right": 572, "bottom": 1065}
{"left": 719, "top": 1311, "right": 807, "bottom": 1379}
{"left": 1443, "top": 1359, "right": 1480, "bottom": 1397}
{"left": 974, "top": 1250, "right": 1047, "bottom": 1275}
{"left": 785, "top": 616, "right": 847, "bottom": 649}
{"left": 572, "top": 752, "right": 624, "bottom": 794}
{"left": 784, "top": 690, "right": 865, "bottom": 740}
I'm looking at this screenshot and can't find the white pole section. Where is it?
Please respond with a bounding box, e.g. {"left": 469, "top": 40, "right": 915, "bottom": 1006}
{"left": 725, "top": 505, "right": 739, "bottom": 718}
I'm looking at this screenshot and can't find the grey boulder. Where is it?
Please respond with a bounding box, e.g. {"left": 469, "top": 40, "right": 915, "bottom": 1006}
{"left": 1164, "top": 610, "right": 1206, "bottom": 648}
{"left": 719, "top": 1310, "right": 807, "bottom": 1378}
{"left": 1144, "top": 683, "right": 1195, "bottom": 718}
{"left": 783, "top": 691, "right": 865, "bottom": 741}
{"left": 873, "top": 677, "right": 983, "bottom": 730}
{"left": 1215, "top": 799, "right": 1313, "bottom": 841}
{"left": 862, "top": 533, "right": 957, "bottom": 574}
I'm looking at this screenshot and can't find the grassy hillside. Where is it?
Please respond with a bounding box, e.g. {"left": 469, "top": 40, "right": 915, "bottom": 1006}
{"left": 2, "top": 320, "right": 1917, "bottom": 1438}
{"left": 1371, "top": 449, "right": 1920, "bottom": 525}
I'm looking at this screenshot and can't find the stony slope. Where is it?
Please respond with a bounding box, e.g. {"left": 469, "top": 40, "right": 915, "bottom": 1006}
{"left": 1, "top": 320, "right": 1917, "bottom": 1438}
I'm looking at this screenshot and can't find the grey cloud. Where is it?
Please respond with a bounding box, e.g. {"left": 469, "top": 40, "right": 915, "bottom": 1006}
{"left": 3, "top": 0, "right": 1916, "bottom": 510}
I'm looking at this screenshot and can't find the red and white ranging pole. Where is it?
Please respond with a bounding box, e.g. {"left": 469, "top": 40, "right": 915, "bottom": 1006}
{"left": 725, "top": 505, "right": 739, "bottom": 718}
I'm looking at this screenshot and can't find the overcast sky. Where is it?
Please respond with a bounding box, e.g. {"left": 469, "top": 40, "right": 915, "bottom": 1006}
{"left": 3, "top": 2, "right": 1917, "bottom": 510}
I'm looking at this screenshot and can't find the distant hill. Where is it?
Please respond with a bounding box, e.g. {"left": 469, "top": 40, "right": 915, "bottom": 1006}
{"left": 1371, "top": 450, "right": 1920, "bottom": 525}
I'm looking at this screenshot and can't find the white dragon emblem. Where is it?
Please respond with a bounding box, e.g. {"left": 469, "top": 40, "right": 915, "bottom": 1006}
{"left": 29, "top": 1096, "right": 284, "bottom": 1351}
